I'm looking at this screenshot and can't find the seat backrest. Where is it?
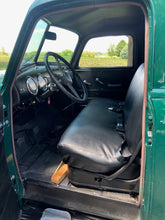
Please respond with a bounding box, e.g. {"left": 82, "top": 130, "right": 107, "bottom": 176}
{"left": 124, "top": 64, "right": 144, "bottom": 154}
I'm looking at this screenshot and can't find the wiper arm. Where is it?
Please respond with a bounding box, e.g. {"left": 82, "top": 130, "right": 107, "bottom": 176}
{"left": 19, "top": 62, "right": 35, "bottom": 72}
{"left": 21, "top": 54, "right": 35, "bottom": 66}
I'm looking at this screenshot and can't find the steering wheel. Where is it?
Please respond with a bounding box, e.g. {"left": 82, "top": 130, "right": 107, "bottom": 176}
{"left": 44, "top": 52, "right": 87, "bottom": 103}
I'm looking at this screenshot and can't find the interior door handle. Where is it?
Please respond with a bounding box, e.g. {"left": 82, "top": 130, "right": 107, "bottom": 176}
{"left": 95, "top": 78, "right": 104, "bottom": 85}
{"left": 107, "top": 83, "right": 122, "bottom": 88}
{"left": 96, "top": 78, "right": 121, "bottom": 88}
{"left": 83, "top": 80, "right": 92, "bottom": 86}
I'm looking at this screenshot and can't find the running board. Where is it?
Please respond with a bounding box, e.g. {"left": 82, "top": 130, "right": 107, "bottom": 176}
{"left": 24, "top": 179, "right": 139, "bottom": 220}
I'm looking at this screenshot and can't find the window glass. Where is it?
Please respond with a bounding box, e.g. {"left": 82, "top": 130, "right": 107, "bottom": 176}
{"left": 0, "top": 47, "right": 11, "bottom": 85}
{"left": 39, "top": 26, "right": 78, "bottom": 63}
{"left": 79, "top": 36, "right": 133, "bottom": 67}
{"left": 22, "top": 19, "right": 47, "bottom": 64}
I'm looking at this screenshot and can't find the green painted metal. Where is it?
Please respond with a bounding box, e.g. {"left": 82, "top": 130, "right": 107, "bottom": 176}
{"left": 2, "top": 88, "right": 24, "bottom": 202}
{"left": 141, "top": 0, "right": 165, "bottom": 219}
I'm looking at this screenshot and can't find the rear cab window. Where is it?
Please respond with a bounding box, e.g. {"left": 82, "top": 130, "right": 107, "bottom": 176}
{"left": 79, "top": 35, "right": 133, "bottom": 68}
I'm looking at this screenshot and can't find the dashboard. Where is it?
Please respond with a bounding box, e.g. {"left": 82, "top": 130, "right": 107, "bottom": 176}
{"left": 13, "top": 64, "right": 60, "bottom": 106}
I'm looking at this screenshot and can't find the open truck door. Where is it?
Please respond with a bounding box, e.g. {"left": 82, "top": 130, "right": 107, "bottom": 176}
{"left": 0, "top": 90, "right": 20, "bottom": 219}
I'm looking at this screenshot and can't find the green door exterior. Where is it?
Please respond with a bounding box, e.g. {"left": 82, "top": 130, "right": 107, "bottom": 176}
{"left": 142, "top": 0, "right": 165, "bottom": 219}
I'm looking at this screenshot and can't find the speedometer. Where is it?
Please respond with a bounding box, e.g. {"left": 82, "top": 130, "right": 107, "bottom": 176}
{"left": 38, "top": 75, "right": 47, "bottom": 91}
{"left": 26, "top": 77, "right": 38, "bottom": 95}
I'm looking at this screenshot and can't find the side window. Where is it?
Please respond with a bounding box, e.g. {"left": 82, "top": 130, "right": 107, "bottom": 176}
{"left": 79, "top": 35, "right": 133, "bottom": 67}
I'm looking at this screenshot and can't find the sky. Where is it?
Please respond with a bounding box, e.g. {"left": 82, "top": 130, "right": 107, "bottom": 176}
{"left": 0, "top": 0, "right": 128, "bottom": 54}
{"left": 31, "top": 25, "right": 128, "bottom": 54}
{"left": 0, "top": 0, "right": 34, "bottom": 53}
{"left": 83, "top": 36, "right": 128, "bottom": 53}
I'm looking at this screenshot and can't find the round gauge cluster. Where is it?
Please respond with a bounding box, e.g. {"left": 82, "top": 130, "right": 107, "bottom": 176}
{"left": 38, "top": 75, "right": 47, "bottom": 91}
{"left": 26, "top": 75, "right": 48, "bottom": 95}
{"left": 26, "top": 77, "right": 38, "bottom": 95}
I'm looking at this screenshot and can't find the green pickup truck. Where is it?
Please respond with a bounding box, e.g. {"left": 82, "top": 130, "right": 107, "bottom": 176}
{"left": 0, "top": 0, "right": 164, "bottom": 219}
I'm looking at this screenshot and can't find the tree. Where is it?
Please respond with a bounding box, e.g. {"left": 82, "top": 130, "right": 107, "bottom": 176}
{"left": 1, "top": 47, "right": 5, "bottom": 54}
{"left": 0, "top": 47, "right": 7, "bottom": 55}
{"left": 115, "top": 40, "right": 126, "bottom": 57}
{"left": 120, "top": 44, "right": 128, "bottom": 59}
{"left": 81, "top": 51, "right": 95, "bottom": 58}
{"left": 108, "top": 44, "right": 116, "bottom": 56}
{"left": 60, "top": 49, "right": 73, "bottom": 58}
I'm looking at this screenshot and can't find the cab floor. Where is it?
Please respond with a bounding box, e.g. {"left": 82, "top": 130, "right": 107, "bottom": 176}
{"left": 16, "top": 134, "right": 138, "bottom": 220}
{"left": 16, "top": 135, "right": 136, "bottom": 204}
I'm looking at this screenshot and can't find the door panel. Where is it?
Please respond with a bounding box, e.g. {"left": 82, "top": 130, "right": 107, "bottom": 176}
{"left": 77, "top": 67, "right": 136, "bottom": 100}
{"left": 0, "top": 93, "right": 20, "bottom": 220}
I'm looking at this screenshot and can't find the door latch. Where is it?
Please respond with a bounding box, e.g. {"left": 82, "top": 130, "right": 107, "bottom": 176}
{"left": 147, "top": 116, "right": 153, "bottom": 145}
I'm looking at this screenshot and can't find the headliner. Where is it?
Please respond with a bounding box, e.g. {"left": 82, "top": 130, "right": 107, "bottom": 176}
{"left": 44, "top": 3, "right": 145, "bottom": 38}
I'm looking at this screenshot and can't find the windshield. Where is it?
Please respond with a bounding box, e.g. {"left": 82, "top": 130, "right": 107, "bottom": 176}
{"left": 21, "top": 19, "right": 78, "bottom": 67}
{"left": 39, "top": 26, "right": 78, "bottom": 63}
{"left": 21, "top": 19, "right": 47, "bottom": 65}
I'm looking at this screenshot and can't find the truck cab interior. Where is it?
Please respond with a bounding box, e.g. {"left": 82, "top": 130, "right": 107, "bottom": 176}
{"left": 11, "top": 2, "right": 147, "bottom": 219}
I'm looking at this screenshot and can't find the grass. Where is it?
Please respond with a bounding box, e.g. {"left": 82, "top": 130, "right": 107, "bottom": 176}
{"left": 38, "top": 52, "right": 72, "bottom": 63}
{"left": 0, "top": 62, "right": 8, "bottom": 70}
{"left": 0, "top": 54, "right": 10, "bottom": 70}
{"left": 79, "top": 56, "right": 128, "bottom": 67}
{"left": 0, "top": 53, "right": 127, "bottom": 70}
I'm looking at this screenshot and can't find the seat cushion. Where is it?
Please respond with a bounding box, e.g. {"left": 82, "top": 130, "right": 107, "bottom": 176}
{"left": 58, "top": 98, "right": 128, "bottom": 174}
